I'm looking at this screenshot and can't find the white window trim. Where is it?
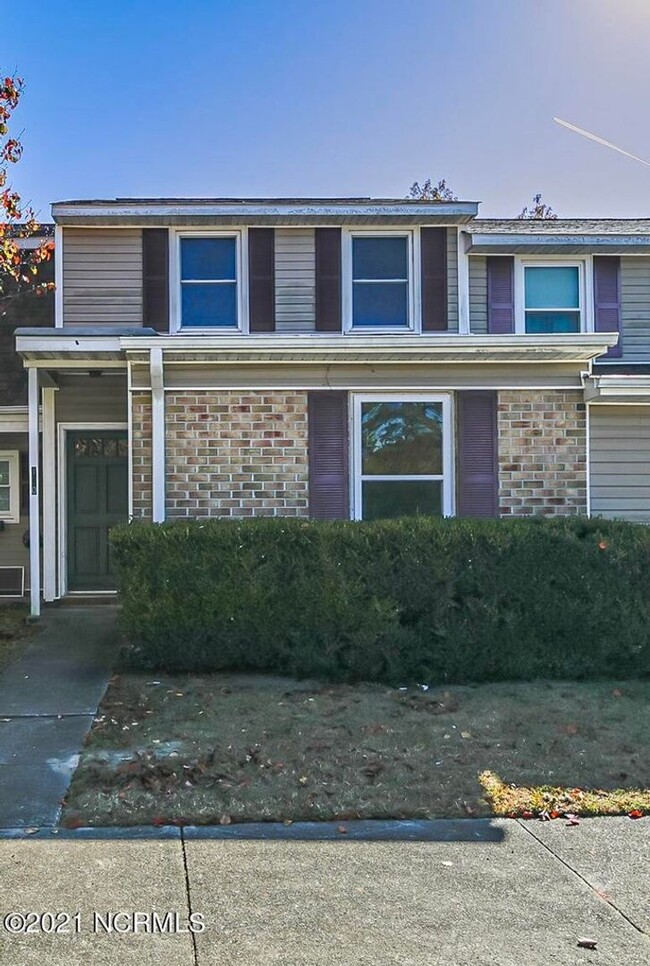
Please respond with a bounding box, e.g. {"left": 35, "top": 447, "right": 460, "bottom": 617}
{"left": 514, "top": 256, "right": 593, "bottom": 335}
{"left": 0, "top": 451, "right": 20, "bottom": 524}
{"left": 350, "top": 393, "right": 454, "bottom": 520}
{"left": 342, "top": 229, "right": 420, "bottom": 334}
{"left": 170, "top": 228, "right": 249, "bottom": 334}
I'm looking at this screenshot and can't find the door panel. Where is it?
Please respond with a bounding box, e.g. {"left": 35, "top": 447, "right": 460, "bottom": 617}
{"left": 67, "top": 431, "right": 128, "bottom": 591}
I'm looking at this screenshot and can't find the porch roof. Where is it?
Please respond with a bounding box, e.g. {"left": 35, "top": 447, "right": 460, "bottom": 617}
{"left": 14, "top": 329, "right": 618, "bottom": 367}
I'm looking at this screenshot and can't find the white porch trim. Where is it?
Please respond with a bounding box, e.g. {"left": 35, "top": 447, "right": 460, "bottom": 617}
{"left": 41, "top": 387, "right": 58, "bottom": 602}
{"left": 28, "top": 369, "right": 41, "bottom": 617}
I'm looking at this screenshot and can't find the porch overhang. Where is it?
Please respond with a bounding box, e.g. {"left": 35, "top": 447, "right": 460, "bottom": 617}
{"left": 120, "top": 333, "right": 617, "bottom": 367}
{"left": 584, "top": 374, "right": 650, "bottom": 404}
{"left": 14, "top": 330, "right": 617, "bottom": 368}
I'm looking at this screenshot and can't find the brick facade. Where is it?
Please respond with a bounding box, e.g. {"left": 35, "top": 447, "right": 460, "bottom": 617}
{"left": 159, "top": 391, "right": 310, "bottom": 518}
{"left": 131, "top": 394, "right": 153, "bottom": 519}
{"left": 498, "top": 390, "right": 587, "bottom": 516}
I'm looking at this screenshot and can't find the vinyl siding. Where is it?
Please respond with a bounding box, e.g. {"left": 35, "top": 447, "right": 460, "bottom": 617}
{"left": 274, "top": 228, "right": 316, "bottom": 332}
{"left": 468, "top": 256, "right": 487, "bottom": 334}
{"left": 0, "top": 433, "right": 29, "bottom": 595}
{"left": 590, "top": 405, "right": 650, "bottom": 521}
{"left": 132, "top": 362, "right": 584, "bottom": 391}
{"left": 446, "top": 228, "right": 459, "bottom": 332}
{"left": 55, "top": 375, "right": 128, "bottom": 423}
{"left": 619, "top": 256, "right": 650, "bottom": 361}
{"left": 63, "top": 229, "right": 143, "bottom": 325}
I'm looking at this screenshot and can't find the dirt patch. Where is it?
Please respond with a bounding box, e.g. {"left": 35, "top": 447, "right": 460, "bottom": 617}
{"left": 62, "top": 674, "right": 650, "bottom": 827}
{"left": 0, "top": 605, "right": 31, "bottom": 673}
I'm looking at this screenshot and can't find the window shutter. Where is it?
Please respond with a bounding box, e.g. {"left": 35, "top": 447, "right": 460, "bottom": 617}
{"left": 594, "top": 256, "right": 622, "bottom": 358}
{"left": 487, "top": 257, "right": 514, "bottom": 334}
{"left": 248, "top": 228, "right": 275, "bottom": 332}
{"left": 315, "top": 228, "right": 342, "bottom": 331}
{"left": 421, "top": 227, "right": 448, "bottom": 331}
{"left": 308, "top": 391, "right": 349, "bottom": 519}
{"left": 456, "top": 391, "right": 499, "bottom": 517}
{"left": 142, "top": 229, "right": 169, "bottom": 332}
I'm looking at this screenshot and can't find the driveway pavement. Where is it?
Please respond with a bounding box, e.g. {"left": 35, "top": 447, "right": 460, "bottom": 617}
{"left": 0, "top": 607, "right": 119, "bottom": 827}
{"left": 0, "top": 817, "right": 648, "bottom": 965}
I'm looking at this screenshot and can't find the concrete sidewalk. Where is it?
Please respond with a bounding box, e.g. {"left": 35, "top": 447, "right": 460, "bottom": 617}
{"left": 0, "top": 817, "right": 647, "bottom": 965}
{"left": 0, "top": 607, "right": 119, "bottom": 828}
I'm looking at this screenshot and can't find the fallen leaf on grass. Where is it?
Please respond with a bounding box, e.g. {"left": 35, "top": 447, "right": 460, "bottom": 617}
{"left": 564, "top": 723, "right": 579, "bottom": 736}
{"left": 577, "top": 938, "right": 597, "bottom": 949}
{"left": 612, "top": 688, "right": 624, "bottom": 698}
{"left": 460, "top": 731, "right": 472, "bottom": 739}
{"left": 220, "top": 814, "right": 232, "bottom": 825}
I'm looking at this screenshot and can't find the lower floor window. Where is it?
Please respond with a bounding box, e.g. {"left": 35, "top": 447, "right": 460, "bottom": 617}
{"left": 0, "top": 451, "right": 20, "bottom": 523}
{"left": 353, "top": 395, "right": 452, "bottom": 520}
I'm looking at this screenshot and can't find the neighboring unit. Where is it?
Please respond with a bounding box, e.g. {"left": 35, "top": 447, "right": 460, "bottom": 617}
{"left": 6, "top": 199, "right": 650, "bottom": 615}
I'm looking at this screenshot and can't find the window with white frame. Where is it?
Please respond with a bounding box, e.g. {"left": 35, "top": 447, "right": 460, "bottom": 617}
{"left": 0, "top": 452, "right": 20, "bottom": 524}
{"left": 353, "top": 395, "right": 452, "bottom": 520}
{"left": 348, "top": 233, "right": 413, "bottom": 330}
{"left": 179, "top": 234, "right": 240, "bottom": 328}
{"left": 521, "top": 262, "right": 583, "bottom": 334}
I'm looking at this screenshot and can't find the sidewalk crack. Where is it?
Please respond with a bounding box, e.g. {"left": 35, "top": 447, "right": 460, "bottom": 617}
{"left": 181, "top": 829, "right": 200, "bottom": 966}
{"left": 517, "top": 819, "right": 647, "bottom": 937}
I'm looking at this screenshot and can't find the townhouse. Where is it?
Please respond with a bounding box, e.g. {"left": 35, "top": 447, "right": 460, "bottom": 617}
{"left": 2, "top": 197, "right": 649, "bottom": 614}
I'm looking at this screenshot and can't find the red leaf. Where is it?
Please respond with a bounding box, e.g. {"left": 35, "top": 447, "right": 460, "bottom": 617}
{"left": 628, "top": 809, "right": 644, "bottom": 819}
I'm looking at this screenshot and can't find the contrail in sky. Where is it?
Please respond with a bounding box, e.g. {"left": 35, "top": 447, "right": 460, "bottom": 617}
{"left": 553, "top": 117, "right": 650, "bottom": 167}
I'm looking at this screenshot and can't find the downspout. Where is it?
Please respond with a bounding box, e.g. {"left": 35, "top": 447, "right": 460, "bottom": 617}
{"left": 150, "top": 347, "right": 165, "bottom": 523}
{"left": 27, "top": 367, "right": 41, "bottom": 617}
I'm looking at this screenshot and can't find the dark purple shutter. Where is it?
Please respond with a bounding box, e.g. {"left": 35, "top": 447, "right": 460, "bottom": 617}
{"left": 456, "top": 391, "right": 498, "bottom": 517}
{"left": 421, "top": 227, "right": 448, "bottom": 331}
{"left": 315, "top": 228, "right": 342, "bottom": 332}
{"left": 142, "top": 229, "right": 169, "bottom": 332}
{"left": 308, "top": 391, "right": 349, "bottom": 519}
{"left": 487, "top": 257, "right": 514, "bottom": 334}
{"left": 248, "top": 228, "right": 275, "bottom": 332}
{"left": 594, "top": 256, "right": 622, "bottom": 358}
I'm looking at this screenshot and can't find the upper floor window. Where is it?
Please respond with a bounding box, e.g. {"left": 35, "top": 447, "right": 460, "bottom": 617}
{"left": 345, "top": 232, "right": 415, "bottom": 331}
{"left": 0, "top": 452, "right": 20, "bottom": 524}
{"left": 179, "top": 235, "right": 239, "bottom": 328}
{"left": 522, "top": 263, "right": 582, "bottom": 334}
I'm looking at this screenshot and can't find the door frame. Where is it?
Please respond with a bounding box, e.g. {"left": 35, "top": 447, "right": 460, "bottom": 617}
{"left": 57, "top": 422, "right": 128, "bottom": 597}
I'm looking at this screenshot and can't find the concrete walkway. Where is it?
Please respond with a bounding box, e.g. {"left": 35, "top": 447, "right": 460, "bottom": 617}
{"left": 0, "top": 817, "right": 648, "bottom": 965}
{"left": 0, "top": 607, "right": 119, "bottom": 828}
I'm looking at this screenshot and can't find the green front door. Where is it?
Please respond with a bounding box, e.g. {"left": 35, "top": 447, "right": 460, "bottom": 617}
{"left": 67, "top": 431, "right": 128, "bottom": 591}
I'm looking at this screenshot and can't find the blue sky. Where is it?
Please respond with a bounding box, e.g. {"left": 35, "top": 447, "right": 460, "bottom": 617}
{"left": 9, "top": 0, "right": 650, "bottom": 219}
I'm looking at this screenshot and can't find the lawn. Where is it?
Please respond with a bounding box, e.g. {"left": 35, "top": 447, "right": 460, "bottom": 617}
{"left": 0, "top": 605, "right": 31, "bottom": 673}
{"left": 62, "top": 673, "right": 650, "bottom": 827}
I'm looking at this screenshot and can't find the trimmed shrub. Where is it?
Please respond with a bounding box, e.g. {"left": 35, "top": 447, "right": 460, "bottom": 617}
{"left": 111, "top": 516, "right": 650, "bottom": 683}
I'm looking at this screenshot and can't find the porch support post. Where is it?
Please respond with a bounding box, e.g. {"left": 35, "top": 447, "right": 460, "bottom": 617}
{"left": 41, "top": 385, "right": 57, "bottom": 601}
{"left": 457, "top": 228, "right": 470, "bottom": 335}
{"left": 27, "top": 367, "right": 41, "bottom": 617}
{"left": 150, "top": 346, "right": 165, "bottom": 523}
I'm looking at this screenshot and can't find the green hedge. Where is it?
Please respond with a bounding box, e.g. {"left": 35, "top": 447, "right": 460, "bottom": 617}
{"left": 111, "top": 516, "right": 650, "bottom": 684}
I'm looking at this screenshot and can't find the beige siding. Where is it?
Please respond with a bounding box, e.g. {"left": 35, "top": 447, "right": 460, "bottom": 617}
{"left": 0, "top": 432, "right": 29, "bottom": 595}
{"left": 469, "top": 256, "right": 487, "bottom": 334}
{"left": 620, "top": 257, "right": 650, "bottom": 361}
{"left": 446, "top": 228, "right": 458, "bottom": 332}
{"left": 274, "top": 229, "right": 316, "bottom": 332}
{"left": 131, "top": 361, "right": 584, "bottom": 392}
{"left": 590, "top": 405, "right": 650, "bottom": 521}
{"left": 55, "top": 375, "right": 128, "bottom": 423}
{"left": 63, "top": 229, "right": 143, "bottom": 325}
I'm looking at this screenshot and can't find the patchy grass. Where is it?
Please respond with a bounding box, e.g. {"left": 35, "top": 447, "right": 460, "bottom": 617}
{"left": 480, "top": 770, "right": 650, "bottom": 819}
{"left": 0, "top": 605, "right": 31, "bottom": 672}
{"left": 62, "top": 674, "right": 650, "bottom": 827}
